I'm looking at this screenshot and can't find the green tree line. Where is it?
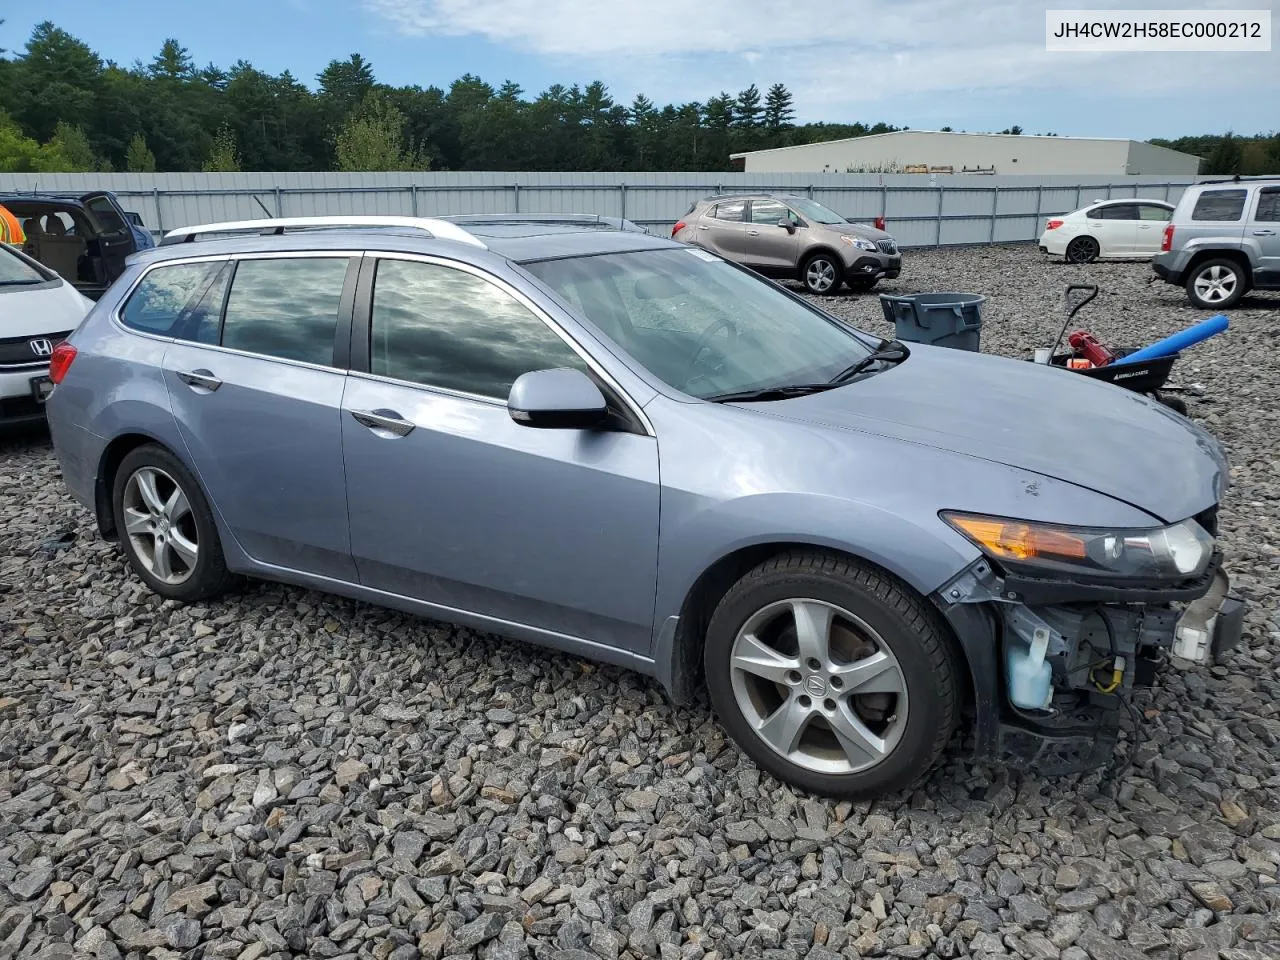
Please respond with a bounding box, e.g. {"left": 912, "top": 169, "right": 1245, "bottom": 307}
{"left": 2, "top": 20, "right": 1276, "bottom": 175}
{"left": 0, "top": 20, "right": 903, "bottom": 174}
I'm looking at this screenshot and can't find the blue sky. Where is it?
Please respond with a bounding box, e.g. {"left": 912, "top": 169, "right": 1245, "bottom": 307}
{"left": 4, "top": 0, "right": 1277, "bottom": 140}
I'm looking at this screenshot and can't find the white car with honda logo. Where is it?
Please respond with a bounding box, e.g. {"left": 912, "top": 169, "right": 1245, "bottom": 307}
{"left": 0, "top": 242, "right": 92, "bottom": 427}
{"left": 1039, "top": 198, "right": 1174, "bottom": 264}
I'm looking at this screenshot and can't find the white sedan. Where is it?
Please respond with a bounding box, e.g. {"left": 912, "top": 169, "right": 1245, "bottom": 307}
{"left": 1, "top": 242, "right": 93, "bottom": 427}
{"left": 1039, "top": 198, "right": 1174, "bottom": 264}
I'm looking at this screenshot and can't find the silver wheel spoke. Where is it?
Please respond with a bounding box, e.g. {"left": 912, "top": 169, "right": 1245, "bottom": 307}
{"left": 169, "top": 530, "right": 199, "bottom": 569}
{"left": 164, "top": 486, "right": 190, "bottom": 523}
{"left": 136, "top": 470, "right": 166, "bottom": 515}
{"left": 790, "top": 600, "right": 833, "bottom": 665}
{"left": 731, "top": 633, "right": 799, "bottom": 684}
{"left": 832, "top": 651, "right": 905, "bottom": 695}
{"left": 827, "top": 702, "right": 889, "bottom": 766}
{"left": 757, "top": 695, "right": 811, "bottom": 756}
{"left": 151, "top": 540, "right": 175, "bottom": 580}
{"left": 124, "top": 508, "right": 153, "bottom": 536}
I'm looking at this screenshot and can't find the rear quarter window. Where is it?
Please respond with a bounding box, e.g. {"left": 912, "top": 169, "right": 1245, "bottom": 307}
{"left": 1190, "top": 189, "right": 1247, "bottom": 222}
{"left": 1254, "top": 188, "right": 1280, "bottom": 223}
{"left": 120, "top": 261, "right": 226, "bottom": 335}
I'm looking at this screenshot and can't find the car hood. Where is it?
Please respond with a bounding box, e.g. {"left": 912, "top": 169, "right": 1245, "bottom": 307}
{"left": 743, "top": 344, "right": 1227, "bottom": 524}
{"left": 825, "top": 221, "right": 893, "bottom": 242}
{"left": 0, "top": 280, "right": 91, "bottom": 339}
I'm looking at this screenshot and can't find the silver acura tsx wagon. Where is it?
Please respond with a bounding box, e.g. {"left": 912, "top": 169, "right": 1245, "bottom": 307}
{"left": 44, "top": 214, "right": 1245, "bottom": 799}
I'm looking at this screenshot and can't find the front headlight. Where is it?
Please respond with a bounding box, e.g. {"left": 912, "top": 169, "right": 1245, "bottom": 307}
{"left": 941, "top": 512, "right": 1214, "bottom": 582}
{"left": 840, "top": 234, "right": 879, "bottom": 252}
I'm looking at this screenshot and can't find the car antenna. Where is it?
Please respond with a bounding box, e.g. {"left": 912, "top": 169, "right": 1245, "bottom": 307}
{"left": 252, "top": 195, "right": 275, "bottom": 218}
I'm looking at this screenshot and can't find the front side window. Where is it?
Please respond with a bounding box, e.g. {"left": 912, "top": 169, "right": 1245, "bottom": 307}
{"left": 750, "top": 199, "right": 793, "bottom": 225}
{"left": 221, "top": 257, "right": 350, "bottom": 366}
{"left": 1254, "top": 187, "right": 1280, "bottom": 223}
{"left": 525, "top": 247, "right": 875, "bottom": 400}
{"left": 370, "top": 258, "right": 587, "bottom": 399}
{"left": 120, "top": 261, "right": 225, "bottom": 335}
{"left": 1191, "top": 189, "right": 1247, "bottom": 222}
{"left": 1139, "top": 204, "right": 1173, "bottom": 221}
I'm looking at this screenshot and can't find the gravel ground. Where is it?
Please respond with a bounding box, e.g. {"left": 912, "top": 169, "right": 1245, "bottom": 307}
{"left": 3, "top": 244, "right": 1280, "bottom": 960}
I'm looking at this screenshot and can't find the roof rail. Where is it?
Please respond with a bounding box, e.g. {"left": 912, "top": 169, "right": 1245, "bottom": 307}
{"left": 1198, "top": 174, "right": 1280, "bottom": 185}
{"left": 159, "top": 215, "right": 487, "bottom": 248}
{"left": 442, "top": 213, "right": 647, "bottom": 233}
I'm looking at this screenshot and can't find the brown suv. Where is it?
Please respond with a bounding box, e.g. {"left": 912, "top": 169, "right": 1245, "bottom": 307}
{"left": 672, "top": 193, "right": 902, "bottom": 295}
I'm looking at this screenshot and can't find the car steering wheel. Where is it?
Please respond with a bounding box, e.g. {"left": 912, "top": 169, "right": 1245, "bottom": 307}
{"left": 691, "top": 317, "right": 739, "bottom": 369}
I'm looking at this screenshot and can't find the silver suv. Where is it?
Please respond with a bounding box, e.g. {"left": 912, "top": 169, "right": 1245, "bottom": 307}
{"left": 673, "top": 193, "right": 901, "bottom": 295}
{"left": 1151, "top": 176, "right": 1280, "bottom": 309}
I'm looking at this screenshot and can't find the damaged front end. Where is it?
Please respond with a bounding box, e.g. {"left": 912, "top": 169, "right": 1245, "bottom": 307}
{"left": 932, "top": 509, "right": 1246, "bottom": 776}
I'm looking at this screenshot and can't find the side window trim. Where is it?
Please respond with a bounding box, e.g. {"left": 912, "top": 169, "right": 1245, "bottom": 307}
{"left": 114, "top": 256, "right": 229, "bottom": 340}
{"left": 350, "top": 251, "right": 654, "bottom": 437}
{"left": 171, "top": 259, "right": 233, "bottom": 343}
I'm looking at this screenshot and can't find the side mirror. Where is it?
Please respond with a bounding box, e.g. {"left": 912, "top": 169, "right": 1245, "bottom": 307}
{"left": 777, "top": 218, "right": 796, "bottom": 234}
{"left": 508, "top": 368, "right": 608, "bottom": 430}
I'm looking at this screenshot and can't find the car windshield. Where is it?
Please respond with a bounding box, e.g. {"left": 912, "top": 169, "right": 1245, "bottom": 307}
{"left": 786, "top": 197, "right": 849, "bottom": 225}
{"left": 0, "top": 244, "right": 46, "bottom": 286}
{"left": 524, "top": 247, "right": 876, "bottom": 399}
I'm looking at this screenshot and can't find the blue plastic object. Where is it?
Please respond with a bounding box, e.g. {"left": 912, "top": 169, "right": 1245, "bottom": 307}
{"left": 880, "top": 292, "right": 985, "bottom": 352}
{"left": 1006, "top": 628, "right": 1052, "bottom": 711}
{"left": 1112, "top": 313, "right": 1228, "bottom": 366}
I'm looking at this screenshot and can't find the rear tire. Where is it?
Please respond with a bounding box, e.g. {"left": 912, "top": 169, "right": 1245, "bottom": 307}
{"left": 703, "top": 551, "right": 961, "bottom": 800}
{"left": 112, "top": 444, "right": 235, "bottom": 603}
{"left": 1065, "top": 235, "right": 1100, "bottom": 264}
{"left": 801, "top": 253, "right": 844, "bottom": 295}
{"left": 1185, "top": 258, "right": 1246, "bottom": 310}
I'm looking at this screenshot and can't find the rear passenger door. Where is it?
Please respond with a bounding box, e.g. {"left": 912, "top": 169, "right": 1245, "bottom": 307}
{"left": 1248, "top": 186, "right": 1280, "bottom": 284}
{"left": 1089, "top": 202, "right": 1140, "bottom": 255}
{"left": 160, "top": 253, "right": 359, "bottom": 580}
{"left": 700, "top": 200, "right": 754, "bottom": 262}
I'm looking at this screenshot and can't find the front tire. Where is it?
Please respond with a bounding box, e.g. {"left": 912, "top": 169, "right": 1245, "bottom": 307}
{"left": 704, "top": 552, "right": 961, "bottom": 799}
{"left": 1065, "top": 235, "right": 1100, "bottom": 264}
{"left": 112, "top": 444, "right": 235, "bottom": 602}
{"left": 846, "top": 277, "right": 880, "bottom": 293}
{"left": 801, "top": 253, "right": 844, "bottom": 295}
{"left": 1185, "top": 258, "right": 1246, "bottom": 310}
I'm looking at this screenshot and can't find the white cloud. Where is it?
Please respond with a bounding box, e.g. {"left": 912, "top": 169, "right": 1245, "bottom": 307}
{"left": 362, "top": 0, "right": 1278, "bottom": 124}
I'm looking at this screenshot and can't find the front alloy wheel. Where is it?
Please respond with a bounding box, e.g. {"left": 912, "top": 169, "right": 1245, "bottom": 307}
{"left": 802, "top": 255, "right": 842, "bottom": 295}
{"left": 705, "top": 552, "right": 961, "bottom": 799}
{"left": 729, "top": 598, "right": 909, "bottom": 775}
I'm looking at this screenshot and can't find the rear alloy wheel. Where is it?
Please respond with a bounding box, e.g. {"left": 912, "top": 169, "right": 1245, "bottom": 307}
{"left": 113, "top": 444, "right": 235, "bottom": 602}
{"left": 802, "top": 254, "right": 843, "bottom": 295}
{"left": 1065, "top": 235, "right": 1100, "bottom": 264}
{"left": 704, "top": 552, "right": 960, "bottom": 799}
{"left": 1186, "top": 258, "right": 1246, "bottom": 310}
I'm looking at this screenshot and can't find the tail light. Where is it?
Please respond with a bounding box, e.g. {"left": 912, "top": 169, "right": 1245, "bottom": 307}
{"left": 874, "top": 216, "right": 886, "bottom": 230}
{"left": 48, "top": 341, "right": 77, "bottom": 384}
{"left": 671, "top": 220, "right": 686, "bottom": 238}
{"left": 1161, "top": 223, "right": 1174, "bottom": 252}
{"left": 1046, "top": 219, "right": 1064, "bottom": 230}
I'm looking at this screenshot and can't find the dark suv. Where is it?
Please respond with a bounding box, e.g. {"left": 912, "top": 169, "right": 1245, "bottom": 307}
{"left": 673, "top": 193, "right": 902, "bottom": 295}
{"left": 0, "top": 191, "right": 154, "bottom": 299}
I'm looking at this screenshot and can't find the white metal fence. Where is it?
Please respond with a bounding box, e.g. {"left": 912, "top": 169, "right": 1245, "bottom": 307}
{"left": 0, "top": 170, "right": 1206, "bottom": 248}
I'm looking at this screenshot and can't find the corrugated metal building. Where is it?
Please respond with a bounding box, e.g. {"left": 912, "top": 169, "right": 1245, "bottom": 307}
{"left": 731, "top": 131, "right": 1202, "bottom": 177}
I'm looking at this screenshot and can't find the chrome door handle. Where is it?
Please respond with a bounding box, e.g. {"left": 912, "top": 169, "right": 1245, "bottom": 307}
{"left": 747, "top": 230, "right": 760, "bottom": 236}
{"left": 696, "top": 224, "right": 709, "bottom": 230}
{"left": 350, "top": 408, "right": 415, "bottom": 437}
{"left": 176, "top": 369, "right": 221, "bottom": 391}
{"left": 1252, "top": 229, "right": 1276, "bottom": 236}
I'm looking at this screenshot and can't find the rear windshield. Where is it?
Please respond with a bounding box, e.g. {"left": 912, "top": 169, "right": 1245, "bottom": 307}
{"left": 0, "top": 244, "right": 48, "bottom": 286}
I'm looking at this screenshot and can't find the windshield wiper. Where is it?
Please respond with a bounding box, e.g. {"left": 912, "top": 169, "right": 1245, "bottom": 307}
{"left": 828, "top": 339, "right": 910, "bottom": 385}
{"left": 705, "top": 382, "right": 838, "bottom": 403}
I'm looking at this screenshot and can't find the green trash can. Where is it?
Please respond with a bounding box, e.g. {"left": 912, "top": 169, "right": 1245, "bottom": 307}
{"left": 880, "top": 292, "right": 985, "bottom": 351}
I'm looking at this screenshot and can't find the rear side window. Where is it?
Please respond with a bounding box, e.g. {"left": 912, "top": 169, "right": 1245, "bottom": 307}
{"left": 221, "top": 258, "right": 350, "bottom": 366}
{"left": 1097, "top": 203, "right": 1138, "bottom": 220}
{"left": 712, "top": 201, "right": 745, "bottom": 222}
{"left": 120, "top": 261, "right": 224, "bottom": 335}
{"left": 1191, "top": 189, "right": 1246, "bottom": 222}
{"left": 1254, "top": 187, "right": 1280, "bottom": 223}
